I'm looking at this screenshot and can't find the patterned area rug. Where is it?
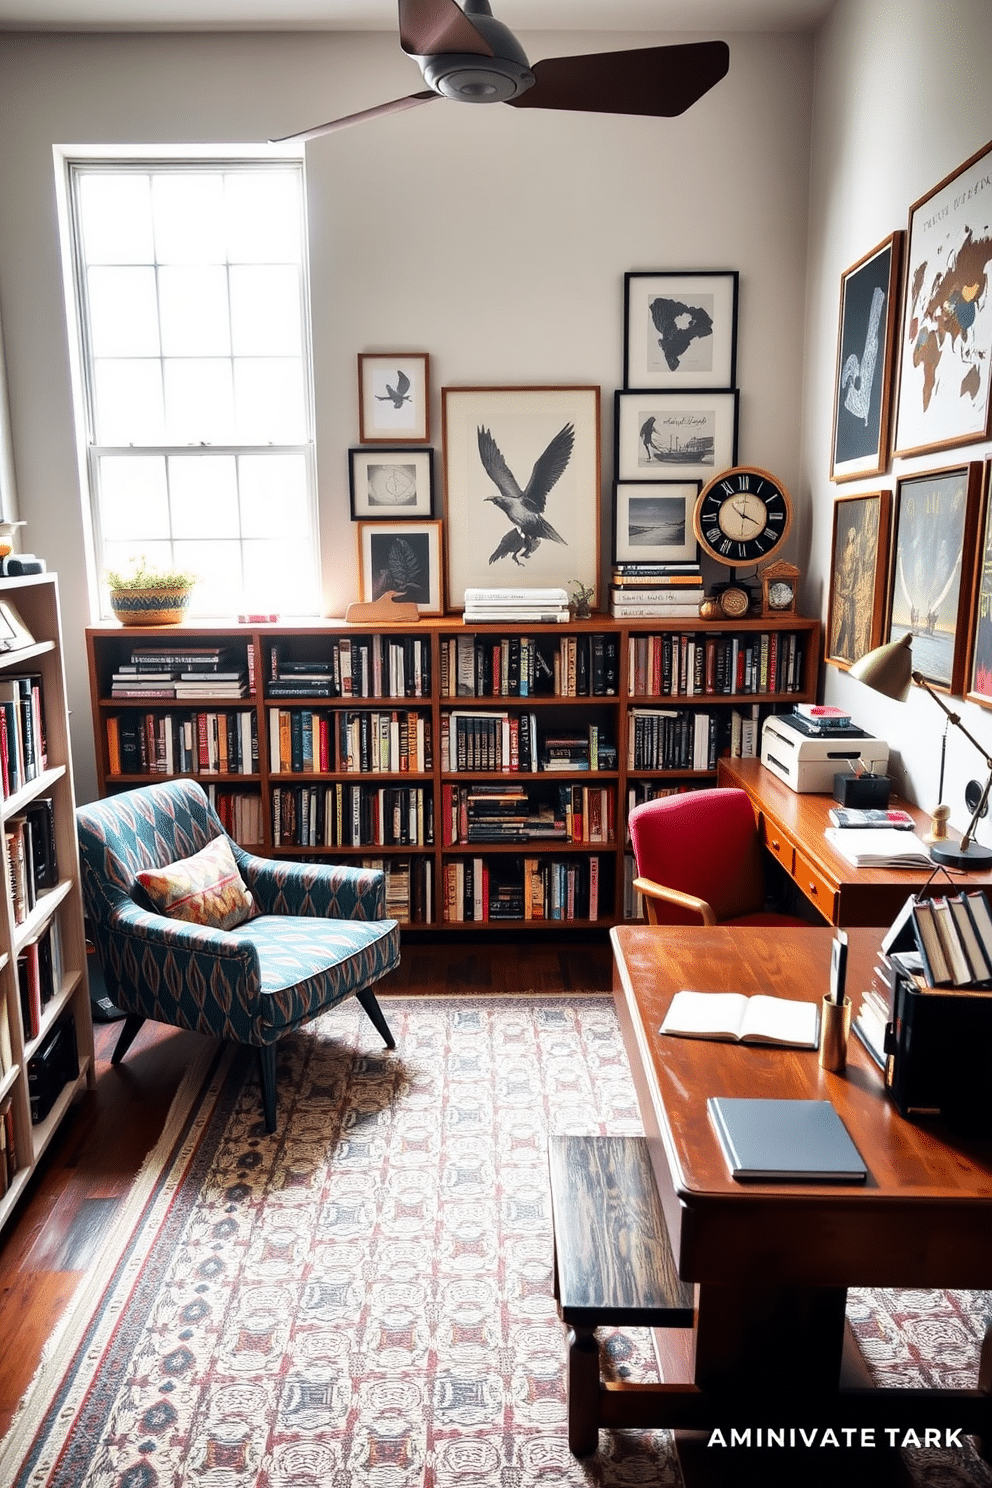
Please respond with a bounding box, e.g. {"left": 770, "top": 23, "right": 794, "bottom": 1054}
{"left": 0, "top": 996, "right": 990, "bottom": 1487}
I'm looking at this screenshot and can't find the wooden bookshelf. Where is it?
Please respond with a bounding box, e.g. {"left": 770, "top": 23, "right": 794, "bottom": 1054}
{"left": 85, "top": 613, "right": 821, "bottom": 930}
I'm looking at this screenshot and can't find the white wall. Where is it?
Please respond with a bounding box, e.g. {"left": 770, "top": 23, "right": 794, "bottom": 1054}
{"left": 803, "top": 0, "right": 992, "bottom": 834}
{"left": 0, "top": 27, "right": 813, "bottom": 802}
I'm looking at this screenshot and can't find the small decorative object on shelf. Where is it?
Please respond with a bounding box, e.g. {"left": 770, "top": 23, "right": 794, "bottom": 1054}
{"left": 716, "top": 584, "right": 752, "bottom": 619}
{"left": 568, "top": 581, "right": 595, "bottom": 620}
{"left": 105, "top": 559, "right": 197, "bottom": 627}
{"left": 758, "top": 559, "right": 801, "bottom": 617}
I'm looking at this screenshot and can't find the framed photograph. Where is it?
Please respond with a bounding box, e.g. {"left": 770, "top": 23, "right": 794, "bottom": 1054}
{"left": 349, "top": 447, "right": 434, "bottom": 519}
{"left": 442, "top": 385, "right": 600, "bottom": 609}
{"left": 612, "top": 480, "right": 700, "bottom": 564}
{"left": 615, "top": 389, "right": 738, "bottom": 483}
{"left": 893, "top": 140, "right": 992, "bottom": 458}
{"left": 830, "top": 232, "right": 904, "bottom": 482}
{"left": 965, "top": 462, "right": 992, "bottom": 708}
{"left": 886, "top": 462, "right": 984, "bottom": 694}
{"left": 623, "top": 270, "right": 738, "bottom": 390}
{"left": 357, "top": 353, "right": 430, "bottom": 444}
{"left": 357, "top": 519, "right": 444, "bottom": 615}
{"left": 825, "top": 489, "right": 892, "bottom": 669}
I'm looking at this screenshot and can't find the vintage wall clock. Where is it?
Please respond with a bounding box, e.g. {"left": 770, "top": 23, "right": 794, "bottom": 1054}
{"left": 693, "top": 466, "right": 793, "bottom": 567}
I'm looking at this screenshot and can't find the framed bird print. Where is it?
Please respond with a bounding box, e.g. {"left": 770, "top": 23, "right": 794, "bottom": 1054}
{"left": 614, "top": 389, "right": 738, "bottom": 482}
{"left": 442, "top": 385, "right": 601, "bottom": 610}
{"left": 830, "top": 232, "right": 903, "bottom": 482}
{"left": 357, "top": 519, "right": 444, "bottom": 614}
{"left": 358, "top": 353, "right": 430, "bottom": 443}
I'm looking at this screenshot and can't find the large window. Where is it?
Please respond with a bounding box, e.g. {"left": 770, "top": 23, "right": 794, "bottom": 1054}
{"left": 65, "top": 158, "right": 320, "bottom": 617}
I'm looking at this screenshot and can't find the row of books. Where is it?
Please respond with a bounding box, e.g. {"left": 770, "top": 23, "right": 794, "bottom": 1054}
{"left": 440, "top": 713, "right": 615, "bottom": 775}
{"left": 207, "top": 787, "right": 264, "bottom": 848}
{"left": 359, "top": 856, "right": 433, "bottom": 924}
{"left": 442, "top": 853, "right": 604, "bottom": 922}
{"left": 627, "top": 708, "right": 719, "bottom": 772}
{"left": 441, "top": 782, "right": 615, "bottom": 846}
{"left": 17, "top": 913, "right": 64, "bottom": 1042}
{"left": 611, "top": 561, "right": 703, "bottom": 586}
{"left": 110, "top": 645, "right": 249, "bottom": 699}
{"left": 106, "top": 710, "right": 259, "bottom": 777}
{"left": 267, "top": 709, "right": 432, "bottom": 776}
{"left": 911, "top": 891, "right": 992, "bottom": 989}
{"left": 461, "top": 586, "right": 570, "bottom": 624}
{"left": 271, "top": 783, "right": 434, "bottom": 849}
{"left": 5, "top": 798, "right": 58, "bottom": 928}
{"left": 28, "top": 1012, "right": 78, "bottom": 1125}
{"left": 0, "top": 673, "right": 46, "bottom": 799}
{"left": 627, "top": 631, "right": 805, "bottom": 698}
{"left": 438, "top": 632, "right": 619, "bottom": 699}
{"left": 0, "top": 1095, "right": 16, "bottom": 1199}
{"left": 266, "top": 635, "right": 432, "bottom": 699}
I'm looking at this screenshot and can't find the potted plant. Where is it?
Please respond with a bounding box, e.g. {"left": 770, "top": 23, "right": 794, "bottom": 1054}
{"left": 104, "top": 559, "right": 198, "bottom": 627}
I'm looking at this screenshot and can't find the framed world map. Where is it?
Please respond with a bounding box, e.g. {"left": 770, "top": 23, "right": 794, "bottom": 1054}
{"left": 894, "top": 139, "right": 992, "bottom": 458}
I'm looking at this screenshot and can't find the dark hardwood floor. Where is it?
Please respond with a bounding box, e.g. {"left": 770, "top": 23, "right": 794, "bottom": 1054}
{"left": 0, "top": 935, "right": 613, "bottom": 1437}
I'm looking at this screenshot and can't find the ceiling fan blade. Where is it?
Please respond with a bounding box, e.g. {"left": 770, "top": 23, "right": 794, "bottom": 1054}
{"left": 398, "top": 0, "right": 494, "bottom": 58}
{"left": 507, "top": 40, "right": 730, "bottom": 117}
{"left": 271, "top": 90, "right": 438, "bottom": 143}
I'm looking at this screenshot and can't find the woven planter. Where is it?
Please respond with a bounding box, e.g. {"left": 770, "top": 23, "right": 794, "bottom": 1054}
{"left": 110, "top": 586, "right": 193, "bottom": 627}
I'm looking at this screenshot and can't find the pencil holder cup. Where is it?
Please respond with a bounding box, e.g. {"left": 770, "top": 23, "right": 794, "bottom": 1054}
{"left": 819, "top": 996, "right": 852, "bottom": 1072}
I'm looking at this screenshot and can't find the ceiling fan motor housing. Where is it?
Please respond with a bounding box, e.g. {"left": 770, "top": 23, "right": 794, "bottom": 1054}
{"left": 419, "top": 1, "right": 534, "bottom": 102}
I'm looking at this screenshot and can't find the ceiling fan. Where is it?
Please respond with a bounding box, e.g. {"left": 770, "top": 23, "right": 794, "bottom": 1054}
{"left": 273, "top": 0, "right": 730, "bottom": 143}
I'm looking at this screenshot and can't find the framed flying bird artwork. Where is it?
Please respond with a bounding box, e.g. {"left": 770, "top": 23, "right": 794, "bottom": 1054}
{"left": 357, "top": 519, "right": 444, "bottom": 615}
{"left": 442, "top": 385, "right": 601, "bottom": 610}
{"left": 358, "top": 353, "right": 430, "bottom": 443}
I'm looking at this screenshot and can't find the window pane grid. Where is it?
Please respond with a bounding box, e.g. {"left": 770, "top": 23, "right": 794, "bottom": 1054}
{"left": 70, "top": 159, "right": 319, "bottom": 616}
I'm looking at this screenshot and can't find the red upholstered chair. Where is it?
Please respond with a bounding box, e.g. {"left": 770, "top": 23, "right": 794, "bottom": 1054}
{"left": 628, "top": 788, "right": 808, "bottom": 927}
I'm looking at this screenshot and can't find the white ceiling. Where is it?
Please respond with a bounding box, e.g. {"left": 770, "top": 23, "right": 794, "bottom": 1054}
{"left": 0, "top": 0, "right": 835, "bottom": 34}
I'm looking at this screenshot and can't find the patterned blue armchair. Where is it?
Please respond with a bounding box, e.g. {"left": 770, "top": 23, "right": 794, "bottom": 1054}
{"left": 76, "top": 779, "right": 400, "bottom": 1132}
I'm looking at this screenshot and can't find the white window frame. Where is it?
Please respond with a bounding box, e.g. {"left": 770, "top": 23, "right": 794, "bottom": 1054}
{"left": 55, "top": 144, "right": 321, "bottom": 620}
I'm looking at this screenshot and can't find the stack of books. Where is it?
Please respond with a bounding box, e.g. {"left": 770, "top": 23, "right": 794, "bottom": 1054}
{"left": 790, "top": 702, "right": 855, "bottom": 735}
{"left": 608, "top": 562, "right": 703, "bottom": 619}
{"left": 111, "top": 646, "right": 248, "bottom": 699}
{"left": 911, "top": 890, "right": 992, "bottom": 988}
{"left": 462, "top": 587, "right": 570, "bottom": 624}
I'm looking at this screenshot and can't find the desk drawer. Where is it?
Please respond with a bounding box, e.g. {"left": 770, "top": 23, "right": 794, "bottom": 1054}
{"left": 794, "top": 846, "right": 838, "bottom": 922}
{"left": 760, "top": 816, "right": 795, "bottom": 876}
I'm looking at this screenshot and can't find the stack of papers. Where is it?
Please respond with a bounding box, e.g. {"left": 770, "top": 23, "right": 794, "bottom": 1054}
{"left": 825, "top": 827, "right": 932, "bottom": 868}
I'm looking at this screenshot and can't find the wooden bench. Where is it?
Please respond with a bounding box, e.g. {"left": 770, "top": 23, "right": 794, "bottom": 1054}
{"left": 548, "top": 1133, "right": 696, "bottom": 1456}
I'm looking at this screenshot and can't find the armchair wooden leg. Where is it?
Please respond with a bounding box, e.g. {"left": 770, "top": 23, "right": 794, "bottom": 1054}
{"left": 111, "top": 1014, "right": 146, "bottom": 1066}
{"left": 258, "top": 1044, "right": 277, "bottom": 1133}
{"left": 356, "top": 988, "right": 396, "bottom": 1049}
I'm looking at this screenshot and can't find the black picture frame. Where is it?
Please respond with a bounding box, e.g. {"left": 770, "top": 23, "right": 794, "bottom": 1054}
{"left": 623, "top": 270, "right": 738, "bottom": 390}
{"left": 348, "top": 447, "right": 434, "bottom": 519}
{"left": 614, "top": 389, "right": 739, "bottom": 483}
{"left": 830, "top": 232, "right": 903, "bottom": 483}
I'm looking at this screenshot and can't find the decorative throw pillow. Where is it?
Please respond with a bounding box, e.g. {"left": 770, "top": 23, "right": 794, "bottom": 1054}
{"left": 135, "top": 835, "right": 254, "bottom": 931}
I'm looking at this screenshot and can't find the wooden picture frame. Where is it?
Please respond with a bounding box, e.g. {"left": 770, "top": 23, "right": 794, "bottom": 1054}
{"left": 614, "top": 389, "right": 739, "bottom": 483}
{"left": 357, "top": 353, "right": 430, "bottom": 444}
{"left": 885, "top": 462, "right": 984, "bottom": 694}
{"left": 893, "top": 140, "right": 992, "bottom": 458}
{"left": 830, "top": 232, "right": 903, "bottom": 482}
{"left": 623, "top": 270, "right": 738, "bottom": 390}
{"left": 826, "top": 489, "right": 892, "bottom": 670}
{"left": 612, "top": 480, "right": 700, "bottom": 564}
{"left": 442, "top": 385, "right": 600, "bottom": 610}
{"left": 357, "top": 518, "right": 444, "bottom": 615}
{"left": 965, "top": 461, "right": 992, "bottom": 708}
{"left": 349, "top": 447, "right": 434, "bottom": 519}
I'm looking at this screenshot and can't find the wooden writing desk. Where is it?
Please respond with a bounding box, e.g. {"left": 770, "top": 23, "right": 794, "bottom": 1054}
{"left": 718, "top": 755, "right": 992, "bottom": 926}
{"left": 610, "top": 924, "right": 992, "bottom": 1481}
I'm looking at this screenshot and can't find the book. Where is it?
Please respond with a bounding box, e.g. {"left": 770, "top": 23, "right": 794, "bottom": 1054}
{"left": 659, "top": 989, "right": 819, "bottom": 1048}
{"left": 827, "top": 808, "right": 915, "bottom": 829}
{"left": 824, "top": 827, "right": 932, "bottom": 868}
{"left": 707, "top": 1097, "right": 868, "bottom": 1183}
{"left": 911, "top": 899, "right": 951, "bottom": 986}
{"left": 794, "top": 703, "right": 852, "bottom": 724}
{"left": 951, "top": 894, "right": 992, "bottom": 982}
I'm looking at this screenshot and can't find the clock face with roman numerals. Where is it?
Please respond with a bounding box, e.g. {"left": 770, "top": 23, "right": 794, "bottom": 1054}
{"left": 693, "top": 465, "right": 793, "bottom": 567}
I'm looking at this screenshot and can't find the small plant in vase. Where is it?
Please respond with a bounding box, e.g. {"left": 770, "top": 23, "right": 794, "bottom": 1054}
{"left": 568, "top": 580, "right": 595, "bottom": 620}
{"left": 104, "top": 558, "right": 198, "bottom": 627}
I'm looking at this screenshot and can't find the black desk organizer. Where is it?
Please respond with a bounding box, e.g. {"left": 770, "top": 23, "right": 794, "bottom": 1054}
{"left": 882, "top": 893, "right": 992, "bottom": 1136}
